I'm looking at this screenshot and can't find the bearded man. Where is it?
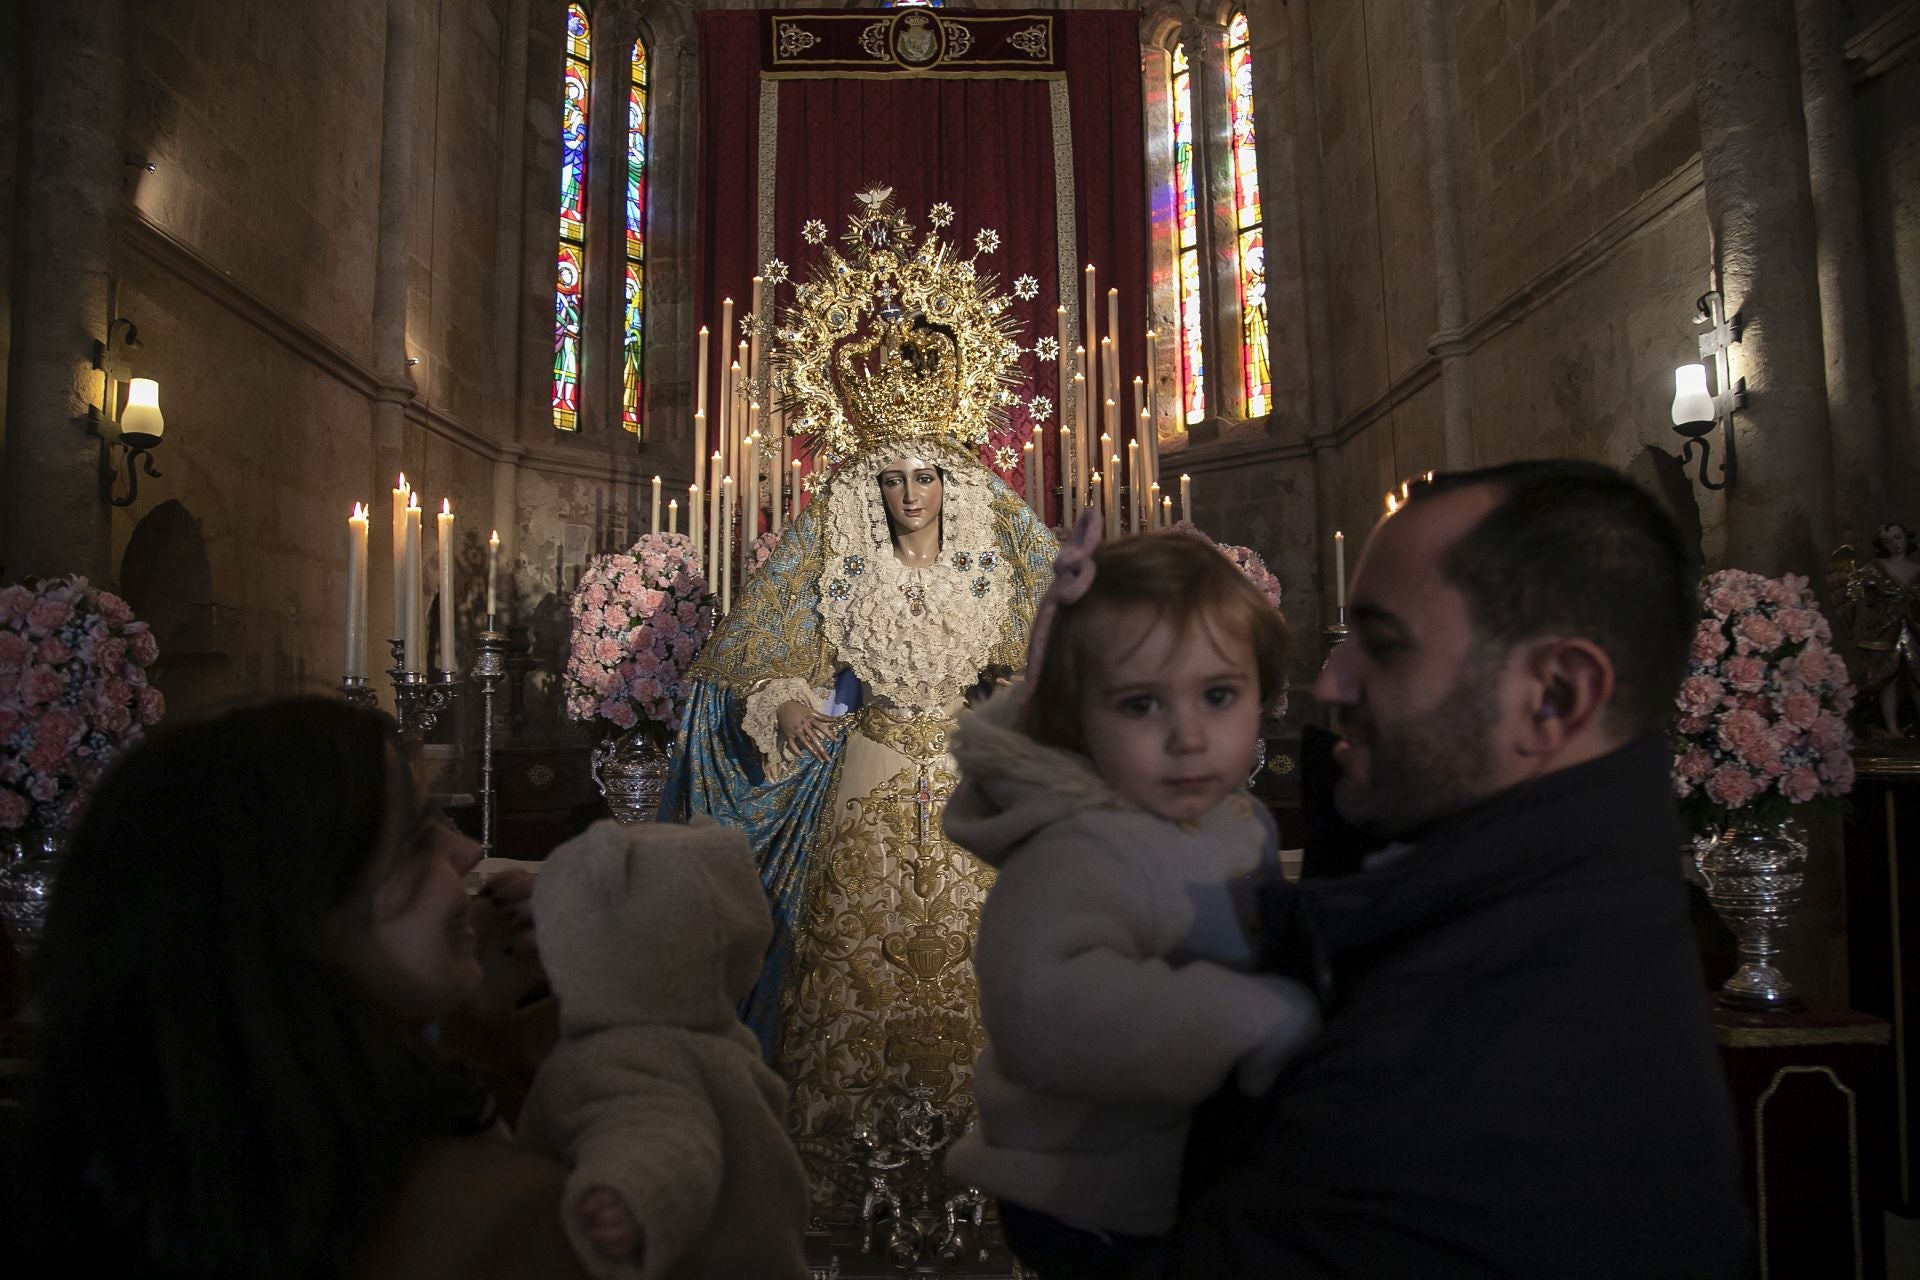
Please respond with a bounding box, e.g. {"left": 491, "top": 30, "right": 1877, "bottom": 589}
{"left": 1151, "top": 461, "right": 1749, "bottom": 1279}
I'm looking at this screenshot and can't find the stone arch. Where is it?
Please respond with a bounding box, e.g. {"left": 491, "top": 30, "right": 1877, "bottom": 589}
{"left": 119, "top": 498, "right": 236, "bottom": 711}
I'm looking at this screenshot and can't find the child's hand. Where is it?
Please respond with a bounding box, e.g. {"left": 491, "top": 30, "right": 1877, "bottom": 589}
{"left": 575, "top": 1185, "right": 645, "bottom": 1261}
{"left": 1235, "top": 976, "right": 1323, "bottom": 1096}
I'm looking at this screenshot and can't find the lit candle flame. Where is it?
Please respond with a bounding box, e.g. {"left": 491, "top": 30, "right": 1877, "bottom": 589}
{"left": 441, "top": 498, "right": 451, "bottom": 515}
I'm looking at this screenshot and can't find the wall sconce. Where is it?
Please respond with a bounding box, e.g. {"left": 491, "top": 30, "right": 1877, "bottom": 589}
{"left": 1670, "top": 289, "right": 1744, "bottom": 492}
{"left": 92, "top": 317, "right": 166, "bottom": 506}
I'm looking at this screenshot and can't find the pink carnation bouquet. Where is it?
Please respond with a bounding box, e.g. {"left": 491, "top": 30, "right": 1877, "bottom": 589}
{"left": 748, "top": 529, "right": 784, "bottom": 577}
{"left": 1671, "top": 568, "right": 1856, "bottom": 829}
{"left": 563, "top": 533, "right": 714, "bottom": 742}
{"left": 0, "top": 576, "right": 166, "bottom": 832}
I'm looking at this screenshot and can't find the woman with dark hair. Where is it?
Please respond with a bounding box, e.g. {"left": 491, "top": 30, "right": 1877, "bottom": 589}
{"left": 19, "top": 697, "right": 585, "bottom": 1279}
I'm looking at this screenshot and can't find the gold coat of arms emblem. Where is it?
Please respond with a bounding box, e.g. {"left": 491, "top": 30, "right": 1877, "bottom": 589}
{"left": 895, "top": 13, "right": 940, "bottom": 65}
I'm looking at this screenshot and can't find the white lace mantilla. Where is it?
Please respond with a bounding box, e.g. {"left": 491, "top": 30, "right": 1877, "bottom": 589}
{"left": 817, "top": 445, "right": 1011, "bottom": 711}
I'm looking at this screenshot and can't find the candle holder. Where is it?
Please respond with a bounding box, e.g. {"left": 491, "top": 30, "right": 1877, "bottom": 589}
{"left": 388, "top": 639, "right": 461, "bottom": 742}
{"left": 340, "top": 674, "right": 378, "bottom": 709}
{"left": 1322, "top": 606, "right": 1350, "bottom": 660}
{"left": 471, "top": 618, "right": 508, "bottom": 859}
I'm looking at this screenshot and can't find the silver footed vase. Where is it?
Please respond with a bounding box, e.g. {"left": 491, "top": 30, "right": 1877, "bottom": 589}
{"left": 1693, "top": 815, "right": 1809, "bottom": 1012}
{"left": 0, "top": 827, "right": 66, "bottom": 954}
{"left": 591, "top": 731, "right": 673, "bottom": 825}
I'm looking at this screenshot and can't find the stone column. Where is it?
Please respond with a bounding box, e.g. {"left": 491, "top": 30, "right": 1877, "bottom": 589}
{"left": 370, "top": 0, "right": 419, "bottom": 684}
{"left": 1417, "top": 0, "right": 1474, "bottom": 471}
{"left": 1797, "top": 0, "right": 1885, "bottom": 545}
{"left": 1288, "top": 0, "right": 1338, "bottom": 445}
{"left": 491, "top": 0, "right": 531, "bottom": 442}
{"left": 2, "top": 0, "right": 133, "bottom": 581}
{"left": 1690, "top": 0, "right": 1835, "bottom": 578}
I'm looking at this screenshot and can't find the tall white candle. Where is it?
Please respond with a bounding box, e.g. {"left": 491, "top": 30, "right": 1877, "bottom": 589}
{"left": 1108, "top": 451, "right": 1122, "bottom": 534}
{"left": 693, "top": 411, "right": 707, "bottom": 513}
{"left": 391, "top": 474, "right": 409, "bottom": 660}
{"left": 1107, "top": 288, "right": 1120, "bottom": 381}
{"left": 1082, "top": 264, "right": 1097, "bottom": 390}
{"left": 1181, "top": 473, "right": 1192, "bottom": 526}
{"left": 790, "top": 458, "right": 802, "bottom": 522}
{"left": 743, "top": 428, "right": 760, "bottom": 558}
{"left": 696, "top": 326, "right": 710, "bottom": 420}
{"left": 747, "top": 276, "right": 765, "bottom": 388}
{"left": 1023, "top": 440, "right": 1037, "bottom": 517}
{"left": 345, "top": 503, "right": 368, "bottom": 679}
{"left": 436, "top": 499, "right": 456, "bottom": 673}
{"left": 1089, "top": 472, "right": 1104, "bottom": 540}
{"left": 669, "top": 498, "right": 679, "bottom": 535}
{"left": 1100, "top": 337, "right": 1114, "bottom": 413}
{"left": 729, "top": 357, "right": 745, "bottom": 482}
{"left": 486, "top": 528, "right": 500, "bottom": 618}
{"left": 1073, "top": 370, "right": 1089, "bottom": 504}
{"left": 404, "top": 492, "right": 423, "bottom": 673}
{"left": 720, "top": 476, "right": 734, "bottom": 615}
{"left": 1058, "top": 426, "right": 1074, "bottom": 521}
{"left": 708, "top": 453, "right": 723, "bottom": 587}
{"left": 1148, "top": 481, "right": 1162, "bottom": 528}
{"left": 1334, "top": 530, "right": 1347, "bottom": 609}
{"left": 1162, "top": 495, "right": 1172, "bottom": 527}
{"left": 650, "top": 476, "right": 662, "bottom": 535}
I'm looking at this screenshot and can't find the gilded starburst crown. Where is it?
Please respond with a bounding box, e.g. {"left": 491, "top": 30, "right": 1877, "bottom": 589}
{"left": 768, "top": 188, "right": 1028, "bottom": 460}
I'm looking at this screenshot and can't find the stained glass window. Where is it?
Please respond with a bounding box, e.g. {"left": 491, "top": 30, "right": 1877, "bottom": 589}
{"left": 622, "top": 38, "right": 648, "bottom": 434}
{"left": 1171, "top": 41, "right": 1206, "bottom": 425}
{"left": 1228, "top": 12, "right": 1269, "bottom": 418}
{"left": 553, "top": 4, "right": 591, "bottom": 432}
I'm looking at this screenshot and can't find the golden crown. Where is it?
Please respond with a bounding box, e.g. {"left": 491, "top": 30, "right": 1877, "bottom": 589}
{"left": 766, "top": 187, "right": 1031, "bottom": 461}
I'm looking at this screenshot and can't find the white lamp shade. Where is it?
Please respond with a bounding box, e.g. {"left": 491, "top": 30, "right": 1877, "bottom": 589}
{"left": 121, "top": 377, "right": 165, "bottom": 440}
{"left": 1670, "top": 364, "right": 1714, "bottom": 426}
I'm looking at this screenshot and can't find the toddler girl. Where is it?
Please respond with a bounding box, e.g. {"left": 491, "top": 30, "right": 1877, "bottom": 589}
{"left": 943, "top": 519, "right": 1320, "bottom": 1277}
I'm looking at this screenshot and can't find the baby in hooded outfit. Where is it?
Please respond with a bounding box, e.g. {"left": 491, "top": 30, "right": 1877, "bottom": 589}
{"left": 516, "top": 817, "right": 810, "bottom": 1280}
{"left": 943, "top": 522, "right": 1321, "bottom": 1278}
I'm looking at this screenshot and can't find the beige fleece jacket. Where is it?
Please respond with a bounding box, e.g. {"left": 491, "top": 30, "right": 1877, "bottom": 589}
{"left": 941, "top": 683, "right": 1319, "bottom": 1236}
{"left": 517, "top": 818, "right": 809, "bottom": 1280}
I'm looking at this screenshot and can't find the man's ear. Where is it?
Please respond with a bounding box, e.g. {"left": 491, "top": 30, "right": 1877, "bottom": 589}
{"left": 1515, "top": 636, "right": 1615, "bottom": 756}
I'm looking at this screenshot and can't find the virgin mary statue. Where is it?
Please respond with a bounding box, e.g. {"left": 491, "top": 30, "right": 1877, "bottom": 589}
{"left": 662, "top": 190, "right": 1057, "bottom": 1212}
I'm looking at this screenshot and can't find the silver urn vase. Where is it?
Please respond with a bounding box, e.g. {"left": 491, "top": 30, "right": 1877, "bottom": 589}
{"left": 0, "top": 827, "right": 66, "bottom": 954}
{"left": 591, "top": 732, "right": 673, "bottom": 824}
{"left": 1693, "top": 815, "right": 1809, "bottom": 1012}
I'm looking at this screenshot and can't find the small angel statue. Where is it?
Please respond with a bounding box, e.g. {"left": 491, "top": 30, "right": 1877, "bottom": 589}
{"left": 1833, "top": 522, "right": 1920, "bottom": 738}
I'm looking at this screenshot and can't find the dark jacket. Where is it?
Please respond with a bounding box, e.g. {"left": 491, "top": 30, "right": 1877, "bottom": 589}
{"left": 1151, "top": 738, "right": 1751, "bottom": 1278}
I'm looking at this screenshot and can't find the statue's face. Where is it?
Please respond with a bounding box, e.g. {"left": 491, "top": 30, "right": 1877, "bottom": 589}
{"left": 1882, "top": 525, "right": 1911, "bottom": 558}
{"left": 878, "top": 455, "right": 942, "bottom": 538}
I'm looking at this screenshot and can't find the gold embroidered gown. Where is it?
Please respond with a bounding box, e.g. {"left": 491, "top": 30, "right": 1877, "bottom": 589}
{"left": 668, "top": 444, "right": 1055, "bottom": 1212}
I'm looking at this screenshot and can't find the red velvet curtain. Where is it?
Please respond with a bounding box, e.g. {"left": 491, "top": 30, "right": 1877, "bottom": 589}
{"left": 695, "top": 11, "right": 1145, "bottom": 527}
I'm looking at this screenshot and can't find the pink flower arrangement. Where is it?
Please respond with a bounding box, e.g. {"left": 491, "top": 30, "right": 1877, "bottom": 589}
{"left": 748, "top": 529, "right": 784, "bottom": 577}
{"left": 1169, "top": 521, "right": 1286, "bottom": 612}
{"left": 1671, "top": 568, "right": 1856, "bottom": 829}
{"left": 563, "top": 533, "right": 713, "bottom": 740}
{"left": 1, "top": 576, "right": 165, "bottom": 832}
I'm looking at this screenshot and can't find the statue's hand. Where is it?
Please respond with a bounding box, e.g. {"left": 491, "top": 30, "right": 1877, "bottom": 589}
{"left": 777, "top": 699, "right": 839, "bottom": 762}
